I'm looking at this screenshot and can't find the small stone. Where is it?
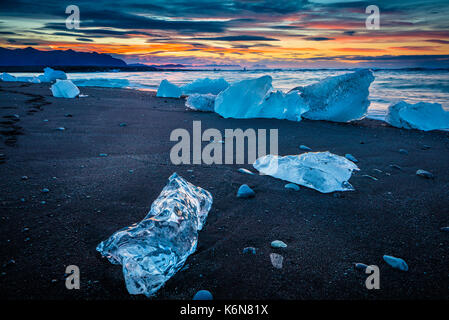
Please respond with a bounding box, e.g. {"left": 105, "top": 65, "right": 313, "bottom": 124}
{"left": 271, "top": 240, "right": 287, "bottom": 248}
{"left": 399, "top": 149, "right": 408, "bottom": 155}
{"left": 237, "top": 184, "right": 255, "bottom": 198}
{"left": 440, "top": 227, "right": 449, "bottom": 233}
{"left": 41, "top": 188, "right": 49, "bottom": 193}
{"left": 383, "top": 255, "right": 408, "bottom": 271}
{"left": 299, "top": 145, "right": 312, "bottom": 151}
{"left": 99, "top": 153, "right": 108, "bottom": 157}
{"left": 270, "top": 253, "right": 284, "bottom": 269}
{"left": 416, "top": 169, "right": 434, "bottom": 179}
{"left": 243, "top": 247, "right": 257, "bottom": 255}
{"left": 284, "top": 183, "right": 300, "bottom": 191}
{"left": 345, "top": 154, "right": 358, "bottom": 163}
{"left": 354, "top": 263, "right": 368, "bottom": 271}
{"left": 238, "top": 168, "right": 255, "bottom": 175}
{"left": 193, "top": 290, "right": 213, "bottom": 300}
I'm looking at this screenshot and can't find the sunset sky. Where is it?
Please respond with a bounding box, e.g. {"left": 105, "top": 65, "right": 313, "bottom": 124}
{"left": 1, "top": 0, "right": 449, "bottom": 68}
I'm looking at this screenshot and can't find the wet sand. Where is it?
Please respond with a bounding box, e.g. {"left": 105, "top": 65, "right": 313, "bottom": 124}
{"left": 1, "top": 81, "right": 449, "bottom": 300}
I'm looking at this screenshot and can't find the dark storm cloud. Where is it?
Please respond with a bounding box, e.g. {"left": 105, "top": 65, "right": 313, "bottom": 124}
{"left": 196, "top": 35, "right": 279, "bottom": 41}
{"left": 304, "top": 37, "right": 335, "bottom": 41}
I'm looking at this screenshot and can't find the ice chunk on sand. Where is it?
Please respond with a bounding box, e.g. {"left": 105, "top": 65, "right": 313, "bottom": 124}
{"left": 181, "top": 78, "right": 229, "bottom": 95}
{"left": 0, "top": 73, "right": 17, "bottom": 82}
{"left": 156, "top": 79, "right": 182, "bottom": 98}
{"left": 386, "top": 101, "right": 449, "bottom": 131}
{"left": 185, "top": 93, "right": 216, "bottom": 112}
{"left": 96, "top": 173, "right": 213, "bottom": 297}
{"left": 41, "top": 67, "right": 67, "bottom": 82}
{"left": 257, "top": 90, "right": 309, "bottom": 121}
{"left": 214, "top": 75, "right": 273, "bottom": 119}
{"left": 298, "top": 69, "right": 375, "bottom": 122}
{"left": 50, "top": 79, "right": 80, "bottom": 98}
{"left": 253, "top": 151, "right": 359, "bottom": 193}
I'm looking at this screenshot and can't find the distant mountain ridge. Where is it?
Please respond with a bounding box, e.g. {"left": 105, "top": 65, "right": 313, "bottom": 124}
{"left": 0, "top": 47, "right": 127, "bottom": 67}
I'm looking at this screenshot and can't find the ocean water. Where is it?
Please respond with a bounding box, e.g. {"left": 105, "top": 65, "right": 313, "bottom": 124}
{"left": 12, "top": 69, "right": 449, "bottom": 120}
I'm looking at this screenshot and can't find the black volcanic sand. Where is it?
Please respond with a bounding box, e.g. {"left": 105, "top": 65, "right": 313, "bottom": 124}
{"left": 0, "top": 81, "right": 449, "bottom": 300}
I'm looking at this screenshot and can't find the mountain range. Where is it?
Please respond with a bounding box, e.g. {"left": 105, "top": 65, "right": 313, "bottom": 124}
{"left": 0, "top": 47, "right": 127, "bottom": 67}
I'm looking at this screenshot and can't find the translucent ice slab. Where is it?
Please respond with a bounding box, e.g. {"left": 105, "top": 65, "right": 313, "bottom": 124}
{"left": 253, "top": 151, "right": 359, "bottom": 193}
{"left": 97, "top": 173, "right": 213, "bottom": 297}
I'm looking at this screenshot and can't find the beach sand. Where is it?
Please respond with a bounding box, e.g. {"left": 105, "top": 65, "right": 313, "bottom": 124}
{"left": 1, "top": 81, "right": 449, "bottom": 300}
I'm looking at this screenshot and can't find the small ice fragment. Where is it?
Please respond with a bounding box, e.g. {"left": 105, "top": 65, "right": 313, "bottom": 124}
{"left": 99, "top": 153, "right": 108, "bottom": 157}
{"left": 253, "top": 151, "right": 359, "bottom": 193}
{"left": 354, "top": 263, "right": 368, "bottom": 271}
{"left": 79, "top": 94, "right": 88, "bottom": 98}
{"left": 345, "top": 154, "right": 358, "bottom": 163}
{"left": 0, "top": 73, "right": 17, "bottom": 82}
{"left": 185, "top": 93, "right": 215, "bottom": 112}
{"left": 96, "top": 173, "right": 213, "bottom": 297}
{"left": 416, "top": 169, "right": 434, "bottom": 179}
{"left": 193, "top": 290, "right": 213, "bottom": 300}
{"left": 51, "top": 80, "right": 80, "bottom": 98}
{"left": 56, "top": 127, "right": 65, "bottom": 131}
{"left": 156, "top": 79, "right": 182, "bottom": 98}
{"left": 399, "top": 149, "right": 408, "bottom": 155}
{"left": 389, "top": 164, "right": 402, "bottom": 170}
{"left": 362, "top": 174, "right": 378, "bottom": 181}
{"left": 237, "top": 184, "right": 255, "bottom": 198}
{"left": 238, "top": 168, "right": 255, "bottom": 175}
{"left": 270, "top": 253, "right": 284, "bottom": 269}
{"left": 271, "top": 240, "right": 287, "bottom": 248}
{"left": 41, "top": 188, "right": 49, "bottom": 193}
{"left": 243, "top": 247, "right": 257, "bottom": 254}
{"left": 383, "top": 255, "right": 408, "bottom": 271}
{"left": 440, "top": 227, "right": 449, "bottom": 233}
{"left": 299, "top": 145, "right": 312, "bottom": 151}
{"left": 386, "top": 101, "right": 449, "bottom": 131}
{"left": 284, "top": 183, "right": 300, "bottom": 191}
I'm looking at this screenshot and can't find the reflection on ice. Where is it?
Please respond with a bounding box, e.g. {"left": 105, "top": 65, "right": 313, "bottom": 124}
{"left": 97, "top": 173, "right": 213, "bottom": 297}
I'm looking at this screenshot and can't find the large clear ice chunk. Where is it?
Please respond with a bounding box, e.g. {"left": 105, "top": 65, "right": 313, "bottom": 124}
{"left": 185, "top": 93, "right": 216, "bottom": 112}
{"left": 253, "top": 151, "right": 359, "bottom": 193}
{"left": 181, "top": 77, "right": 229, "bottom": 95}
{"left": 214, "top": 75, "right": 273, "bottom": 119}
{"left": 50, "top": 79, "right": 80, "bottom": 98}
{"left": 96, "top": 173, "right": 213, "bottom": 297}
{"left": 299, "top": 69, "right": 375, "bottom": 122}
{"left": 156, "top": 79, "right": 182, "bottom": 98}
{"left": 386, "top": 101, "right": 449, "bottom": 131}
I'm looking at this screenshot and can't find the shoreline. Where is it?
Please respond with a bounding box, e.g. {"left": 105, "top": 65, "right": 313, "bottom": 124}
{"left": 1, "top": 82, "right": 449, "bottom": 300}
